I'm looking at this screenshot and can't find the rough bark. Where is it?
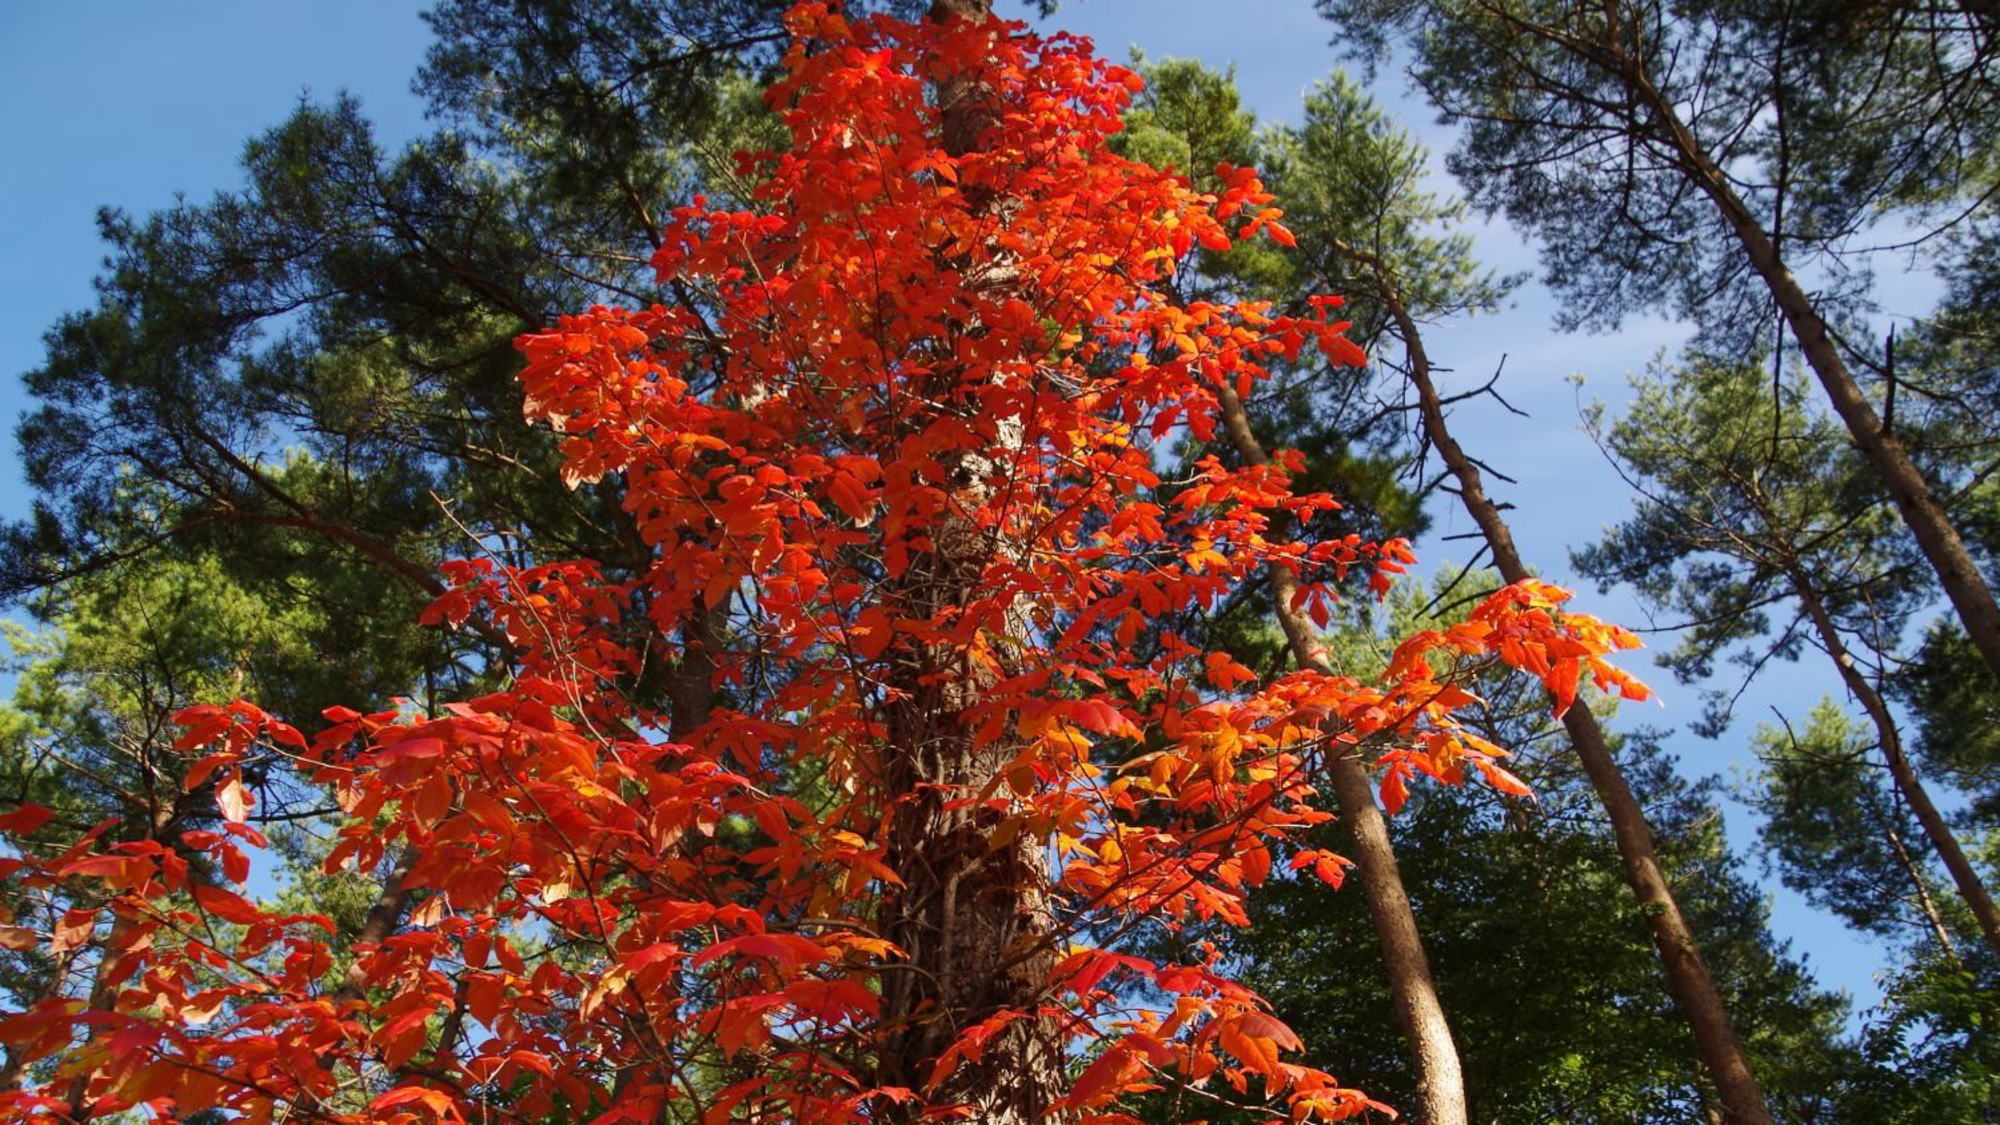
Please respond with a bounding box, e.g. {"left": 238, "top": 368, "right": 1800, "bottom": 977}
{"left": 1213, "top": 383, "right": 1469, "bottom": 1125}
{"left": 872, "top": 4, "right": 1067, "bottom": 1120}
{"left": 665, "top": 601, "right": 723, "bottom": 740}
{"left": 1330, "top": 235, "right": 1777, "bottom": 1125}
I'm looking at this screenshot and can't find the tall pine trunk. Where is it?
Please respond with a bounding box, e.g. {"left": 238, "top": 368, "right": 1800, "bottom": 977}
{"left": 1865, "top": 784, "right": 1962, "bottom": 957}
{"left": 1331, "top": 236, "right": 1778, "bottom": 1125}
{"left": 1213, "top": 384, "right": 1470, "bottom": 1125}
{"left": 1600, "top": 14, "right": 2000, "bottom": 692}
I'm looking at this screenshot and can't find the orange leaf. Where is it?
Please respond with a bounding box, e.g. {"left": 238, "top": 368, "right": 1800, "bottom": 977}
{"left": 1379, "top": 767, "right": 1410, "bottom": 816}
{"left": 1066, "top": 1041, "right": 1143, "bottom": 1107}
{"left": 1476, "top": 760, "right": 1534, "bottom": 799}
{"left": 370, "top": 1085, "right": 459, "bottom": 1119}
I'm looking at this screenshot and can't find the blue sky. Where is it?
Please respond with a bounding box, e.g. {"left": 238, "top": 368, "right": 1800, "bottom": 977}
{"left": 0, "top": 1, "right": 1899, "bottom": 1012}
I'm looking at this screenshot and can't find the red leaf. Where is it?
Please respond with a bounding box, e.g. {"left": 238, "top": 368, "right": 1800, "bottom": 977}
{"left": 689, "top": 933, "right": 829, "bottom": 974}
{"left": 1066, "top": 1041, "right": 1142, "bottom": 1107}
{"left": 221, "top": 844, "right": 250, "bottom": 885}
{"left": 192, "top": 883, "right": 264, "bottom": 926}
{"left": 0, "top": 804, "right": 52, "bottom": 835}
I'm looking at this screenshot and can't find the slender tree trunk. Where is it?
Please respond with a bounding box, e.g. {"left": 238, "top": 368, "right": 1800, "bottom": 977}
{"left": 1550, "top": 712, "right": 1774, "bottom": 1125}
{"left": 665, "top": 602, "right": 723, "bottom": 739}
{"left": 336, "top": 848, "right": 419, "bottom": 1002}
{"left": 1214, "top": 383, "right": 1469, "bottom": 1125}
{"left": 1784, "top": 565, "right": 2000, "bottom": 955}
{"left": 1332, "top": 237, "right": 1777, "bottom": 1125}
{"left": 873, "top": 5, "right": 1067, "bottom": 1120}
{"left": 1869, "top": 787, "right": 1961, "bottom": 957}
{"left": 292, "top": 846, "right": 419, "bottom": 1107}
{"left": 65, "top": 913, "right": 136, "bottom": 1121}
{"left": 66, "top": 790, "right": 182, "bottom": 1120}
{"left": 1611, "top": 30, "right": 2000, "bottom": 690}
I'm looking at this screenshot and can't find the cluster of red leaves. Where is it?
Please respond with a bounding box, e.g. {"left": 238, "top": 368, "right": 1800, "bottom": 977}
{"left": 0, "top": 6, "right": 1647, "bottom": 1124}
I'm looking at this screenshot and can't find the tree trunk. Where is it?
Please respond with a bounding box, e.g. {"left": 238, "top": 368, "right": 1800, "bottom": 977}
{"left": 1868, "top": 786, "right": 1961, "bottom": 957}
{"left": 1336, "top": 237, "right": 1777, "bottom": 1125}
{"left": 1551, "top": 707, "right": 1775, "bottom": 1125}
{"left": 872, "top": 5, "right": 1069, "bottom": 1120}
{"left": 336, "top": 847, "right": 419, "bottom": 1002}
{"left": 1784, "top": 564, "right": 2000, "bottom": 955}
{"left": 65, "top": 913, "right": 136, "bottom": 1121}
{"left": 1322, "top": 752, "right": 1471, "bottom": 1125}
{"left": 1613, "top": 28, "right": 2000, "bottom": 692}
{"left": 66, "top": 785, "right": 184, "bottom": 1120}
{"left": 1214, "top": 383, "right": 1469, "bottom": 1125}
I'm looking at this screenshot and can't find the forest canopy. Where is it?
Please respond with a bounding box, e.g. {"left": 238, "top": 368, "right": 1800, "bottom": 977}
{"left": 0, "top": 2, "right": 1994, "bottom": 1123}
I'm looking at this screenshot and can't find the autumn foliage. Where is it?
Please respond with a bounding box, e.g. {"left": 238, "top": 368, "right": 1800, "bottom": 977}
{"left": 0, "top": 5, "right": 1648, "bottom": 1123}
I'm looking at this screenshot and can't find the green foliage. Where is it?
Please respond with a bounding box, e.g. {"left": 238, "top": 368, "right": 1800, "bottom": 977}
{"left": 1116, "top": 55, "right": 1259, "bottom": 188}
{"left": 419, "top": 0, "right": 806, "bottom": 200}
{"left": 1747, "top": 702, "right": 1952, "bottom": 945}
{"left": 1242, "top": 749, "right": 1849, "bottom": 1124}
{"left": 2, "top": 4, "right": 859, "bottom": 723}
{"left": 1265, "top": 72, "right": 1514, "bottom": 333}
{"left": 1887, "top": 226, "right": 2000, "bottom": 819}
{"left": 1743, "top": 701, "right": 2000, "bottom": 1123}
{"left": 1312, "top": 0, "right": 1766, "bottom": 341}
{"left": 1316, "top": 0, "right": 1996, "bottom": 360}
{"left": 7, "top": 95, "right": 542, "bottom": 681}
{"left": 4, "top": 553, "right": 320, "bottom": 812}
{"left": 1577, "top": 354, "right": 2000, "bottom": 1123}
{"left": 1246, "top": 62, "right": 1518, "bottom": 552}
{"left": 1834, "top": 944, "right": 2000, "bottom": 1123}
{"left": 1575, "top": 360, "right": 1918, "bottom": 731}
{"left": 1898, "top": 624, "right": 2000, "bottom": 823}
{"left": 0, "top": 552, "right": 350, "bottom": 1029}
